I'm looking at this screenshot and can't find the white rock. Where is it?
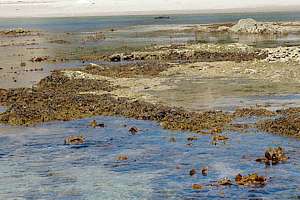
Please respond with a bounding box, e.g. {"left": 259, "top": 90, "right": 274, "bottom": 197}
{"left": 230, "top": 18, "right": 283, "bottom": 34}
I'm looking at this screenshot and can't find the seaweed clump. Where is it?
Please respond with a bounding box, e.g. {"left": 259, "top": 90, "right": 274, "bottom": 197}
{"left": 235, "top": 173, "right": 267, "bottom": 186}
{"left": 258, "top": 108, "right": 300, "bottom": 137}
{"left": 0, "top": 68, "right": 233, "bottom": 134}
{"left": 234, "top": 107, "right": 275, "bottom": 117}
{"left": 256, "top": 147, "right": 289, "bottom": 165}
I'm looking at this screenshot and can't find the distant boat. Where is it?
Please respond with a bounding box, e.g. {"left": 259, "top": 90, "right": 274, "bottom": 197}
{"left": 154, "top": 16, "right": 170, "bottom": 20}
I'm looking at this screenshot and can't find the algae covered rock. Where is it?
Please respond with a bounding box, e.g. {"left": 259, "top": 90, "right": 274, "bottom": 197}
{"left": 256, "top": 146, "right": 289, "bottom": 165}
{"left": 64, "top": 135, "right": 85, "bottom": 145}
{"left": 235, "top": 173, "right": 267, "bottom": 186}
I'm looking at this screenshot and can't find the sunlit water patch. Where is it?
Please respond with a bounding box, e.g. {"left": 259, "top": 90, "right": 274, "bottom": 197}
{"left": 0, "top": 116, "right": 299, "bottom": 199}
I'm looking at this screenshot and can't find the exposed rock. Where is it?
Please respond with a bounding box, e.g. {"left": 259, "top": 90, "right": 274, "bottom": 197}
{"left": 105, "top": 43, "right": 266, "bottom": 62}
{"left": 212, "top": 135, "right": 229, "bottom": 142}
{"left": 217, "top": 178, "right": 232, "bottom": 186}
{"left": 30, "top": 56, "right": 49, "bottom": 62}
{"left": 202, "top": 167, "right": 208, "bottom": 176}
{"left": 0, "top": 65, "right": 233, "bottom": 135}
{"left": 256, "top": 147, "right": 289, "bottom": 165}
{"left": 189, "top": 169, "right": 197, "bottom": 176}
{"left": 264, "top": 46, "right": 300, "bottom": 63}
{"left": 64, "top": 135, "right": 85, "bottom": 145}
{"left": 89, "top": 120, "right": 105, "bottom": 128}
{"left": 217, "top": 26, "right": 230, "bottom": 32}
{"left": 0, "top": 28, "right": 33, "bottom": 36}
{"left": 258, "top": 113, "right": 300, "bottom": 138}
{"left": 235, "top": 173, "right": 267, "bottom": 186}
{"left": 230, "top": 18, "right": 283, "bottom": 34}
{"left": 234, "top": 107, "right": 275, "bottom": 117}
{"left": 129, "top": 126, "right": 139, "bottom": 134}
{"left": 187, "top": 136, "right": 198, "bottom": 141}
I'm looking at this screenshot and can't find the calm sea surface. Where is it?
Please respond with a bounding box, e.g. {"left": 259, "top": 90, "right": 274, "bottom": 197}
{"left": 1, "top": 12, "right": 300, "bottom": 32}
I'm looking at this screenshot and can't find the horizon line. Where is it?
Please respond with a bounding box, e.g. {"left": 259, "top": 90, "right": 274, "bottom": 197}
{"left": 1, "top": 5, "right": 300, "bottom": 19}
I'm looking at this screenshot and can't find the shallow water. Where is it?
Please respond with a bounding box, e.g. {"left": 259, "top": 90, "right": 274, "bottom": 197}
{"left": 150, "top": 78, "right": 300, "bottom": 111}
{"left": 0, "top": 116, "right": 299, "bottom": 199}
{"left": 2, "top": 12, "right": 300, "bottom": 89}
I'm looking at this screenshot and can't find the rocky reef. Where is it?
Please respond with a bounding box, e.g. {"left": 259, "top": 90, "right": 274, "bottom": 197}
{"left": 103, "top": 43, "right": 266, "bottom": 62}
{"left": 258, "top": 108, "right": 300, "bottom": 138}
{"left": 264, "top": 46, "right": 300, "bottom": 63}
{"left": 0, "top": 66, "right": 233, "bottom": 134}
{"left": 0, "top": 61, "right": 299, "bottom": 138}
{"left": 0, "top": 28, "right": 39, "bottom": 37}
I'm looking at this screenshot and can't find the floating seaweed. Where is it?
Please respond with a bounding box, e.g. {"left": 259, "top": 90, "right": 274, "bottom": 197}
{"left": 64, "top": 135, "right": 85, "bottom": 145}
{"left": 256, "top": 147, "right": 289, "bottom": 165}
{"left": 235, "top": 173, "right": 267, "bottom": 186}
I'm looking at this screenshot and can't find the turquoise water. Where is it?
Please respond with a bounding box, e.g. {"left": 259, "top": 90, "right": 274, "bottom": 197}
{"left": 1, "top": 12, "right": 300, "bottom": 32}
{"left": 0, "top": 116, "right": 299, "bottom": 199}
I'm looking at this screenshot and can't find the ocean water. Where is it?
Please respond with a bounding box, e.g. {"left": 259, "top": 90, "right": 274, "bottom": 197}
{"left": 0, "top": 116, "right": 299, "bottom": 199}
{"left": 1, "top": 12, "right": 300, "bottom": 199}
{"left": 1, "top": 12, "right": 300, "bottom": 32}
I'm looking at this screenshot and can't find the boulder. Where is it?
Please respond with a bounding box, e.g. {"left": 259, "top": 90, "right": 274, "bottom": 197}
{"left": 230, "top": 18, "right": 282, "bottom": 34}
